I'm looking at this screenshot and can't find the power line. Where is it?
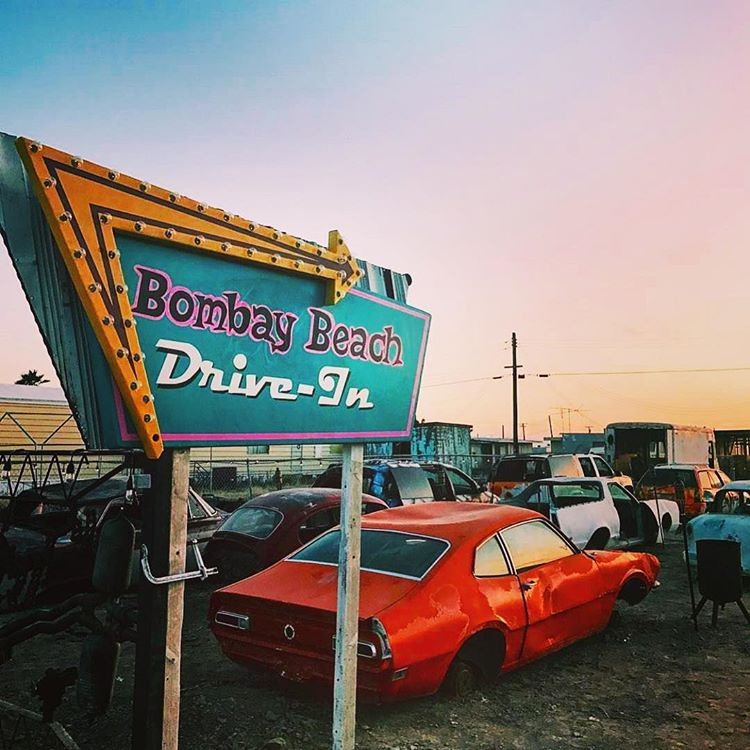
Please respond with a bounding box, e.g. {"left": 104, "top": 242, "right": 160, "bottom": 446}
{"left": 541, "top": 366, "right": 750, "bottom": 377}
{"left": 422, "top": 365, "right": 750, "bottom": 388}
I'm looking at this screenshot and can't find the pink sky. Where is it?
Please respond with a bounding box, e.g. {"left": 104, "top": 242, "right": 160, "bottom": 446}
{"left": 1, "top": 2, "right": 749, "bottom": 438}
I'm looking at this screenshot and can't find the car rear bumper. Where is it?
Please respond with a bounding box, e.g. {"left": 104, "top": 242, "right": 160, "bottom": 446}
{"left": 213, "top": 628, "right": 450, "bottom": 701}
{"left": 216, "top": 631, "right": 399, "bottom": 699}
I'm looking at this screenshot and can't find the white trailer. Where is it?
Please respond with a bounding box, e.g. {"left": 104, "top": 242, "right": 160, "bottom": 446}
{"left": 604, "top": 422, "right": 717, "bottom": 481}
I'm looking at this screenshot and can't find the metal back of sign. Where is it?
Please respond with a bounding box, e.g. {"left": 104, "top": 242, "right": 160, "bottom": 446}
{"left": 0, "top": 133, "right": 429, "bottom": 458}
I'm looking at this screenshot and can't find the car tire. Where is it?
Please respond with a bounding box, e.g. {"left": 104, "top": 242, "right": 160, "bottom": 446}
{"left": 443, "top": 658, "right": 478, "bottom": 698}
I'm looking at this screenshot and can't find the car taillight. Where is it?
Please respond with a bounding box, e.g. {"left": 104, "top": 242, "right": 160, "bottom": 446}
{"left": 330, "top": 636, "right": 379, "bottom": 659}
{"left": 369, "top": 617, "right": 392, "bottom": 660}
{"left": 215, "top": 610, "right": 251, "bottom": 631}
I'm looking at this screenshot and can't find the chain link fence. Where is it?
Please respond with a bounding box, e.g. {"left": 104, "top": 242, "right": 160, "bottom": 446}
{"left": 189, "top": 452, "right": 496, "bottom": 504}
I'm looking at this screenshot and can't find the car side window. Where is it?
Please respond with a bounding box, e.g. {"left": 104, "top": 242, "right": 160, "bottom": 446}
{"left": 526, "top": 485, "right": 551, "bottom": 517}
{"left": 421, "top": 465, "right": 452, "bottom": 500}
{"left": 501, "top": 520, "right": 575, "bottom": 572}
{"left": 188, "top": 490, "right": 209, "bottom": 520}
{"left": 578, "top": 456, "right": 596, "bottom": 477}
{"left": 593, "top": 456, "right": 614, "bottom": 477}
{"left": 698, "top": 471, "right": 715, "bottom": 491}
{"left": 304, "top": 508, "right": 335, "bottom": 531}
{"left": 445, "top": 468, "right": 476, "bottom": 497}
{"left": 474, "top": 535, "right": 510, "bottom": 577}
{"left": 609, "top": 483, "right": 632, "bottom": 501}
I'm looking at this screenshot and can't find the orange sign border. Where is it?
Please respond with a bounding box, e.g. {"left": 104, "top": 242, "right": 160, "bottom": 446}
{"left": 17, "top": 137, "right": 362, "bottom": 458}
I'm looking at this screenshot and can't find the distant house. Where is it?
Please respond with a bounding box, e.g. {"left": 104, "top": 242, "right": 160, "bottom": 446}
{"left": 470, "top": 435, "right": 535, "bottom": 480}
{"left": 365, "top": 421, "right": 473, "bottom": 472}
{"left": 0, "top": 383, "right": 83, "bottom": 450}
{"left": 550, "top": 432, "right": 605, "bottom": 455}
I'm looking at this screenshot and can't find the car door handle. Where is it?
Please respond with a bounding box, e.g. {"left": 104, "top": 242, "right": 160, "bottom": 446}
{"left": 521, "top": 581, "right": 536, "bottom": 591}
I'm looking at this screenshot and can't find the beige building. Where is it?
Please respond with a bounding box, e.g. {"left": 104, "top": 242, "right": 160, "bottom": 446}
{"left": 0, "top": 383, "right": 84, "bottom": 450}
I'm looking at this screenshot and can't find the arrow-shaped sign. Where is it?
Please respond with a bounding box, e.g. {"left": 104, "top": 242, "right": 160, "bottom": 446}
{"left": 17, "top": 137, "right": 362, "bottom": 458}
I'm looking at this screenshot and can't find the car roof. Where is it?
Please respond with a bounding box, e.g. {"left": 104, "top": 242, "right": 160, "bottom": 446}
{"left": 718, "top": 481, "right": 750, "bottom": 491}
{"left": 653, "top": 464, "right": 712, "bottom": 470}
{"left": 240, "top": 487, "right": 384, "bottom": 514}
{"left": 533, "top": 477, "right": 607, "bottom": 485}
{"left": 361, "top": 502, "right": 539, "bottom": 546}
{"left": 497, "top": 454, "right": 549, "bottom": 461}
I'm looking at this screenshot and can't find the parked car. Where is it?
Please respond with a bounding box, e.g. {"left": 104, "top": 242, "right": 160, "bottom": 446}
{"left": 203, "top": 488, "right": 388, "bottom": 581}
{"left": 503, "top": 478, "right": 680, "bottom": 550}
{"left": 313, "top": 460, "right": 493, "bottom": 506}
{"left": 686, "top": 480, "right": 750, "bottom": 577}
{"left": 489, "top": 453, "right": 629, "bottom": 499}
{"left": 0, "top": 478, "right": 225, "bottom": 610}
{"left": 210, "top": 502, "right": 660, "bottom": 701}
{"left": 635, "top": 464, "right": 731, "bottom": 518}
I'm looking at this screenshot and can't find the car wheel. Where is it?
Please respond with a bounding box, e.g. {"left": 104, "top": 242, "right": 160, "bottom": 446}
{"left": 443, "top": 658, "right": 478, "bottom": 698}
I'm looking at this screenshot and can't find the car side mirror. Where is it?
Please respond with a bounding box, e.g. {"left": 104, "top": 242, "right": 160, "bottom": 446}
{"left": 703, "top": 490, "right": 714, "bottom": 504}
{"left": 299, "top": 525, "right": 320, "bottom": 544}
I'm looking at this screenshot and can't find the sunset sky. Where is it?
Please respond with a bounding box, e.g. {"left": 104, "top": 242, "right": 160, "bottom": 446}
{"left": 1, "top": 1, "right": 749, "bottom": 438}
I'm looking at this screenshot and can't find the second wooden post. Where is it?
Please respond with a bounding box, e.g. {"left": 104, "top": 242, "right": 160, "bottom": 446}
{"left": 332, "top": 443, "right": 365, "bottom": 750}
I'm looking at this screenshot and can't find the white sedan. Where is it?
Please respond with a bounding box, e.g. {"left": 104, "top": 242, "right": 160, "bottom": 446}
{"left": 502, "top": 477, "right": 680, "bottom": 550}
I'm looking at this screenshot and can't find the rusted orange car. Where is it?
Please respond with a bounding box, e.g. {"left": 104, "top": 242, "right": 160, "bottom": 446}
{"left": 209, "top": 503, "right": 660, "bottom": 700}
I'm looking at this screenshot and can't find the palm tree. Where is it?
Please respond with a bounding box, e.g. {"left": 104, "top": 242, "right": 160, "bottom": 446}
{"left": 15, "top": 370, "right": 50, "bottom": 386}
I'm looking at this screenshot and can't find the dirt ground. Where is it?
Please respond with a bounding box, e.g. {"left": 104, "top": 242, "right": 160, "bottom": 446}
{"left": 1, "top": 538, "right": 749, "bottom": 750}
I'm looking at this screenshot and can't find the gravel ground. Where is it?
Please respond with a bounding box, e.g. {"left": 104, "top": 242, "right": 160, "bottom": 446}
{"left": 1, "top": 537, "right": 749, "bottom": 749}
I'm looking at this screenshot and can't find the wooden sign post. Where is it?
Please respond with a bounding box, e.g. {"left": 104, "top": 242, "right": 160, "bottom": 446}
{"left": 332, "top": 444, "right": 364, "bottom": 750}
{"left": 132, "top": 448, "right": 190, "bottom": 750}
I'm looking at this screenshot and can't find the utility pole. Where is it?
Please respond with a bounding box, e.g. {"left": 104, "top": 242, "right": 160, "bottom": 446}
{"left": 504, "top": 332, "right": 522, "bottom": 453}
{"left": 521, "top": 423, "right": 526, "bottom": 441}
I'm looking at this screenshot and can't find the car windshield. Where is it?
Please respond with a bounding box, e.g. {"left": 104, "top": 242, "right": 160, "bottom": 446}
{"left": 219, "top": 507, "right": 283, "bottom": 539}
{"left": 291, "top": 529, "right": 449, "bottom": 580}
{"left": 549, "top": 482, "right": 603, "bottom": 507}
{"left": 713, "top": 489, "right": 750, "bottom": 515}
{"left": 493, "top": 458, "right": 548, "bottom": 482}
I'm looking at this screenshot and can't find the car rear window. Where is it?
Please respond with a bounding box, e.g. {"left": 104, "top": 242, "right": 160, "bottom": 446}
{"left": 290, "top": 529, "right": 449, "bottom": 580}
{"left": 642, "top": 468, "right": 698, "bottom": 489}
{"left": 313, "top": 466, "right": 381, "bottom": 498}
{"left": 493, "top": 458, "right": 548, "bottom": 482}
{"left": 547, "top": 455, "right": 583, "bottom": 477}
{"left": 219, "top": 507, "right": 283, "bottom": 539}
{"left": 550, "top": 482, "right": 603, "bottom": 507}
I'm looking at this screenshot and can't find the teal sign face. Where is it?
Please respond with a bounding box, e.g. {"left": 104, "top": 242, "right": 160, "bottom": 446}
{"left": 105, "top": 235, "right": 430, "bottom": 447}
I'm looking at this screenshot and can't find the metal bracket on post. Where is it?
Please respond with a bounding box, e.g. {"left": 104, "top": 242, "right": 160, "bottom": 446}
{"left": 140, "top": 541, "right": 218, "bottom": 585}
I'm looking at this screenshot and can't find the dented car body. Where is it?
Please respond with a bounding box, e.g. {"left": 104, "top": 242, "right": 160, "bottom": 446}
{"left": 686, "top": 480, "right": 750, "bottom": 576}
{"left": 505, "top": 478, "right": 680, "bottom": 550}
{"left": 209, "top": 503, "right": 660, "bottom": 701}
